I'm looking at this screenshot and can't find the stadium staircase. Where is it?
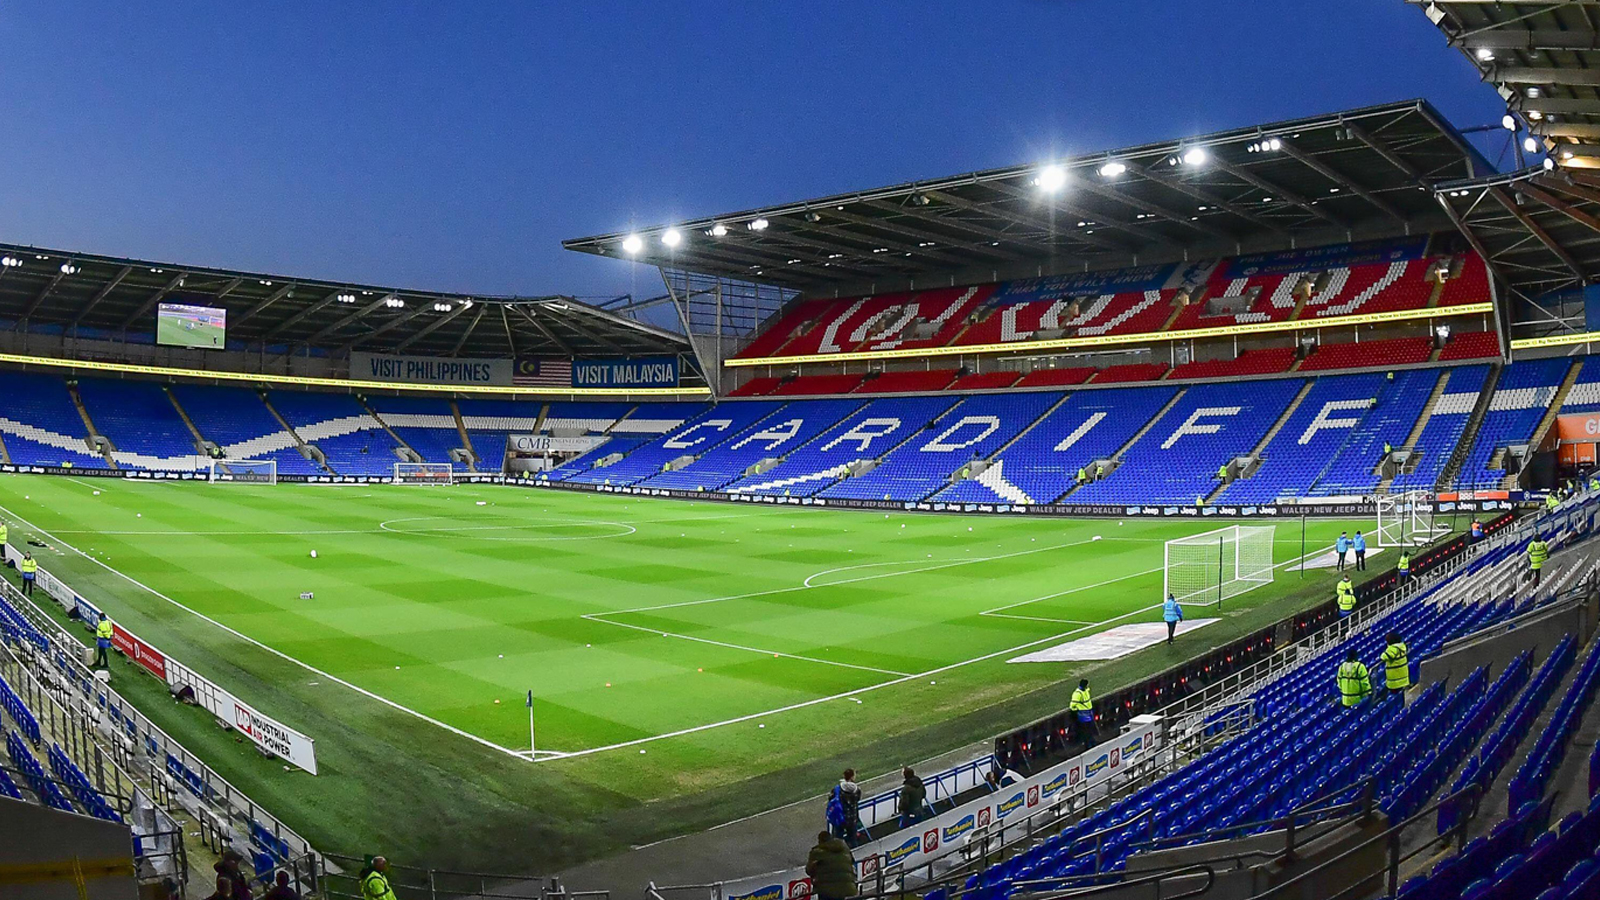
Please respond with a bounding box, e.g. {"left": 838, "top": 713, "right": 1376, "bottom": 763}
{"left": 0, "top": 431, "right": 10, "bottom": 465}
{"left": 449, "top": 400, "right": 478, "bottom": 471}
{"left": 165, "top": 386, "right": 216, "bottom": 457}
{"left": 947, "top": 394, "right": 1073, "bottom": 504}
{"left": 67, "top": 381, "right": 118, "bottom": 469}
{"left": 1503, "top": 359, "right": 1584, "bottom": 491}
{"left": 360, "top": 398, "right": 424, "bottom": 464}
{"left": 1204, "top": 379, "right": 1314, "bottom": 502}
{"left": 1056, "top": 387, "right": 1187, "bottom": 499}
{"left": 259, "top": 391, "right": 325, "bottom": 472}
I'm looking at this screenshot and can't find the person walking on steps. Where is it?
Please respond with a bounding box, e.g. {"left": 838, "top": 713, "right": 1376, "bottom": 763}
{"left": 1529, "top": 533, "right": 1550, "bottom": 588}
{"left": 1353, "top": 531, "right": 1368, "bottom": 571}
{"left": 1336, "top": 574, "right": 1356, "bottom": 618}
{"left": 1336, "top": 648, "right": 1371, "bottom": 708}
{"left": 897, "top": 767, "right": 928, "bottom": 829}
{"left": 1381, "top": 632, "right": 1410, "bottom": 703}
{"left": 1070, "top": 679, "right": 1096, "bottom": 751}
{"left": 1163, "top": 593, "right": 1183, "bottom": 644}
{"left": 807, "top": 831, "right": 857, "bottom": 900}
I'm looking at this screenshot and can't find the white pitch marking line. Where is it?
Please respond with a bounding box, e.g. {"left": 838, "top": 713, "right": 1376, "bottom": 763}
{"left": 596, "top": 616, "right": 913, "bottom": 677}
{"left": 0, "top": 501, "right": 530, "bottom": 761}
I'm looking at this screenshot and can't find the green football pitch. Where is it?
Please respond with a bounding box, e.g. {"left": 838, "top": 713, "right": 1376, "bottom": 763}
{"left": 0, "top": 474, "right": 1385, "bottom": 869}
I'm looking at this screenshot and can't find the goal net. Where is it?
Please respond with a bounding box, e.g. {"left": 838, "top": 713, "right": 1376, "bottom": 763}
{"left": 1377, "top": 490, "right": 1444, "bottom": 548}
{"left": 394, "top": 462, "right": 455, "bottom": 485}
{"left": 1164, "top": 525, "right": 1276, "bottom": 608}
{"left": 209, "top": 459, "right": 277, "bottom": 485}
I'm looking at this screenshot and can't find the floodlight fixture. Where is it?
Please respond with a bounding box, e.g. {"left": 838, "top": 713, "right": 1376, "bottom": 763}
{"left": 1475, "top": 48, "right": 1494, "bottom": 62}
{"left": 1502, "top": 114, "right": 1517, "bottom": 130}
{"left": 1181, "top": 147, "right": 1207, "bottom": 166}
{"left": 748, "top": 218, "right": 770, "bottom": 232}
{"left": 1097, "top": 161, "right": 1126, "bottom": 178}
{"left": 1524, "top": 137, "right": 1539, "bottom": 153}
{"left": 661, "top": 228, "right": 683, "bottom": 248}
{"left": 621, "top": 233, "right": 644, "bottom": 254}
{"left": 1544, "top": 157, "right": 1557, "bottom": 171}
{"left": 709, "top": 223, "right": 728, "bottom": 237}
{"left": 1034, "top": 164, "right": 1067, "bottom": 192}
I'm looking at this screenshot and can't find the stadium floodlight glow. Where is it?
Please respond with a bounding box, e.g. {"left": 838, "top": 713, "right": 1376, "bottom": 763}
{"left": 1524, "top": 136, "right": 1539, "bottom": 153}
{"left": 337, "top": 293, "right": 356, "bottom": 303}
{"left": 1098, "top": 161, "right": 1126, "bottom": 178}
{"left": 432, "top": 302, "right": 452, "bottom": 312}
{"left": 1034, "top": 164, "right": 1067, "bottom": 192}
{"left": 660, "top": 228, "right": 683, "bottom": 248}
{"left": 1502, "top": 114, "right": 1517, "bottom": 130}
{"left": 59, "top": 263, "right": 78, "bottom": 274}
{"left": 1545, "top": 157, "right": 1557, "bottom": 171}
{"left": 621, "top": 233, "right": 644, "bottom": 254}
{"left": 0, "top": 256, "right": 19, "bottom": 268}
{"left": 1529, "top": 110, "right": 1544, "bottom": 121}
{"left": 1475, "top": 47, "right": 1494, "bottom": 62}
{"left": 1181, "top": 147, "right": 1207, "bottom": 166}
{"left": 748, "top": 218, "right": 770, "bottom": 231}
{"left": 709, "top": 223, "right": 728, "bottom": 237}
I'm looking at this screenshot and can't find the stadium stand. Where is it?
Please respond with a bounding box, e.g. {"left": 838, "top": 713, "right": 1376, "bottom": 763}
{"left": 727, "top": 376, "right": 784, "bottom": 397}
{"left": 1014, "top": 367, "right": 1098, "bottom": 389}
{"left": 1454, "top": 358, "right": 1573, "bottom": 490}
{"left": 722, "top": 395, "right": 958, "bottom": 497}
{"left": 75, "top": 379, "right": 203, "bottom": 471}
{"left": 854, "top": 369, "right": 960, "bottom": 394}
{"left": 542, "top": 402, "right": 633, "bottom": 434}
{"left": 1216, "top": 374, "right": 1385, "bottom": 504}
{"left": 1309, "top": 368, "right": 1441, "bottom": 496}
{"left": 631, "top": 399, "right": 862, "bottom": 491}
{"left": 817, "top": 392, "right": 1061, "bottom": 502}
{"left": 565, "top": 401, "right": 785, "bottom": 486}
{"left": 1070, "top": 378, "right": 1304, "bottom": 505}
{"left": 169, "top": 384, "right": 322, "bottom": 476}
{"left": 1561, "top": 358, "right": 1600, "bottom": 414}
{"left": 1166, "top": 348, "right": 1298, "bottom": 381}
{"left": 1439, "top": 330, "right": 1501, "bottom": 361}
{"left": 0, "top": 371, "right": 111, "bottom": 469}
{"left": 947, "top": 371, "right": 1022, "bottom": 392}
{"left": 367, "top": 395, "right": 467, "bottom": 465}
{"left": 934, "top": 385, "right": 1178, "bottom": 505}
{"left": 772, "top": 373, "right": 867, "bottom": 396}
{"left": 455, "top": 398, "right": 545, "bottom": 471}
{"left": 1090, "top": 362, "right": 1170, "bottom": 383}
{"left": 1392, "top": 365, "right": 1492, "bottom": 493}
{"left": 267, "top": 390, "right": 401, "bottom": 477}
{"left": 1299, "top": 336, "right": 1434, "bottom": 372}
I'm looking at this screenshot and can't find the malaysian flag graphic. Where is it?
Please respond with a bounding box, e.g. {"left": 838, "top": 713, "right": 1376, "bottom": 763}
{"left": 513, "top": 358, "right": 573, "bottom": 386}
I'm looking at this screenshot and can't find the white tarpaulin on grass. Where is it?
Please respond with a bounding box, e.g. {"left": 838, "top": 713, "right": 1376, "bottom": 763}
{"left": 1008, "top": 619, "right": 1219, "bottom": 663}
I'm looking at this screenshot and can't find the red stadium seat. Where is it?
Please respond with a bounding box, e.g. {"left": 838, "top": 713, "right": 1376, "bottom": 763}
{"left": 1438, "top": 330, "right": 1500, "bottom": 361}
{"left": 1092, "top": 362, "right": 1170, "bottom": 383}
{"left": 854, "top": 369, "right": 960, "bottom": 394}
{"left": 947, "top": 371, "right": 1022, "bottom": 391}
{"left": 726, "top": 377, "right": 784, "bottom": 397}
{"left": 1013, "top": 367, "right": 1097, "bottom": 388}
{"left": 770, "top": 373, "right": 868, "bottom": 396}
{"left": 1298, "top": 337, "right": 1433, "bottom": 371}
{"left": 1167, "top": 347, "right": 1298, "bottom": 381}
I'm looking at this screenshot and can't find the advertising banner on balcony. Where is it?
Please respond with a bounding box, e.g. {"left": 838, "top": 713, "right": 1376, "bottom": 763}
{"left": 570, "top": 356, "right": 680, "bottom": 389}
{"left": 350, "top": 351, "right": 512, "bottom": 386}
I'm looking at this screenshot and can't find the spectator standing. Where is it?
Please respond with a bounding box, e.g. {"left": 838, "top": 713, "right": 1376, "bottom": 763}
{"left": 0, "top": 518, "right": 7, "bottom": 554}
{"left": 1070, "top": 679, "right": 1096, "bottom": 750}
{"left": 1380, "top": 632, "right": 1410, "bottom": 702}
{"left": 806, "top": 831, "right": 857, "bottom": 900}
{"left": 1396, "top": 550, "right": 1411, "bottom": 582}
{"left": 361, "top": 857, "right": 397, "bottom": 900}
{"left": 19, "top": 551, "right": 36, "bottom": 595}
{"left": 1470, "top": 519, "right": 1484, "bottom": 542}
{"left": 1336, "top": 649, "right": 1371, "bottom": 708}
{"left": 897, "top": 768, "right": 928, "bottom": 829}
{"left": 262, "top": 872, "right": 301, "bottom": 900}
{"left": 94, "top": 613, "right": 113, "bottom": 668}
{"left": 1162, "top": 593, "right": 1183, "bottom": 644}
{"left": 214, "top": 851, "right": 252, "bottom": 900}
{"left": 203, "top": 877, "right": 233, "bottom": 900}
{"left": 1529, "top": 534, "right": 1550, "bottom": 587}
{"left": 837, "top": 770, "right": 861, "bottom": 845}
{"left": 1335, "top": 532, "right": 1350, "bottom": 571}
{"left": 1353, "top": 531, "right": 1368, "bottom": 571}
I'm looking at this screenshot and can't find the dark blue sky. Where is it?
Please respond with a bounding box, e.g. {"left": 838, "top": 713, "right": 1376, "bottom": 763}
{"left": 0, "top": 2, "right": 1507, "bottom": 302}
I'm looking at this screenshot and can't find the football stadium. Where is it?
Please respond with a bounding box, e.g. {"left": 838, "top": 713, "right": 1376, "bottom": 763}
{"left": 13, "top": 5, "right": 1600, "bottom": 900}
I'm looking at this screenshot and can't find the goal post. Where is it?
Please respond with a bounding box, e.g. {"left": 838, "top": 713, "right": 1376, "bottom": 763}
{"left": 1377, "top": 490, "right": 1444, "bottom": 548}
{"left": 208, "top": 459, "right": 277, "bottom": 485}
{"left": 1163, "top": 525, "right": 1276, "bottom": 608}
{"left": 394, "top": 462, "right": 455, "bottom": 485}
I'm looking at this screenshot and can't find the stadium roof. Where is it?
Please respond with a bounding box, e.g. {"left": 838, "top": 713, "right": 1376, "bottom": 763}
{"left": 1439, "top": 165, "right": 1600, "bottom": 309}
{"left": 0, "top": 241, "right": 690, "bottom": 359}
{"left": 1416, "top": 0, "right": 1600, "bottom": 165}
{"left": 564, "top": 100, "right": 1489, "bottom": 295}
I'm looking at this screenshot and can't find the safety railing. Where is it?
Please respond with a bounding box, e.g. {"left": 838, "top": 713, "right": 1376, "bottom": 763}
{"left": 321, "top": 854, "right": 609, "bottom": 900}
{"left": 0, "top": 577, "right": 318, "bottom": 872}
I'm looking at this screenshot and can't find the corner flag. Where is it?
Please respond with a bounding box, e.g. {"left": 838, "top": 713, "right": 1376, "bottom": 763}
{"left": 527, "top": 690, "right": 537, "bottom": 756}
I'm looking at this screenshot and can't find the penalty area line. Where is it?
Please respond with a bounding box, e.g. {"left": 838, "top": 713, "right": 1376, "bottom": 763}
{"left": 0, "top": 501, "right": 531, "bottom": 762}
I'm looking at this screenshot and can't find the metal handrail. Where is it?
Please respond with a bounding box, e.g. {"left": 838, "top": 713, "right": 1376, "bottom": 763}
{"left": 1018, "top": 862, "right": 1217, "bottom": 900}
{"left": 1251, "top": 782, "right": 1484, "bottom": 900}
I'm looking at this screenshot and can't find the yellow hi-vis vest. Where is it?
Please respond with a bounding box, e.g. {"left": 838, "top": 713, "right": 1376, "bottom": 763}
{"left": 1337, "top": 661, "right": 1371, "bottom": 707}
{"left": 1529, "top": 540, "right": 1550, "bottom": 570}
{"left": 1381, "top": 641, "right": 1410, "bottom": 690}
{"left": 1397, "top": 553, "right": 1411, "bottom": 574}
{"left": 0, "top": 523, "right": 7, "bottom": 546}
{"left": 96, "top": 619, "right": 113, "bottom": 642}
{"left": 1336, "top": 580, "right": 1356, "bottom": 612}
{"left": 1069, "top": 688, "right": 1092, "bottom": 714}
{"left": 19, "top": 557, "right": 37, "bottom": 575}
{"left": 361, "top": 871, "right": 397, "bottom": 900}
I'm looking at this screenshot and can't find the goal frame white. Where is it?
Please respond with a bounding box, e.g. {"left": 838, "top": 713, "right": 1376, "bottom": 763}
{"left": 393, "top": 462, "right": 456, "bottom": 485}
{"left": 1376, "top": 490, "right": 1444, "bottom": 548}
{"left": 1162, "top": 524, "right": 1276, "bottom": 609}
{"left": 208, "top": 459, "right": 277, "bottom": 485}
